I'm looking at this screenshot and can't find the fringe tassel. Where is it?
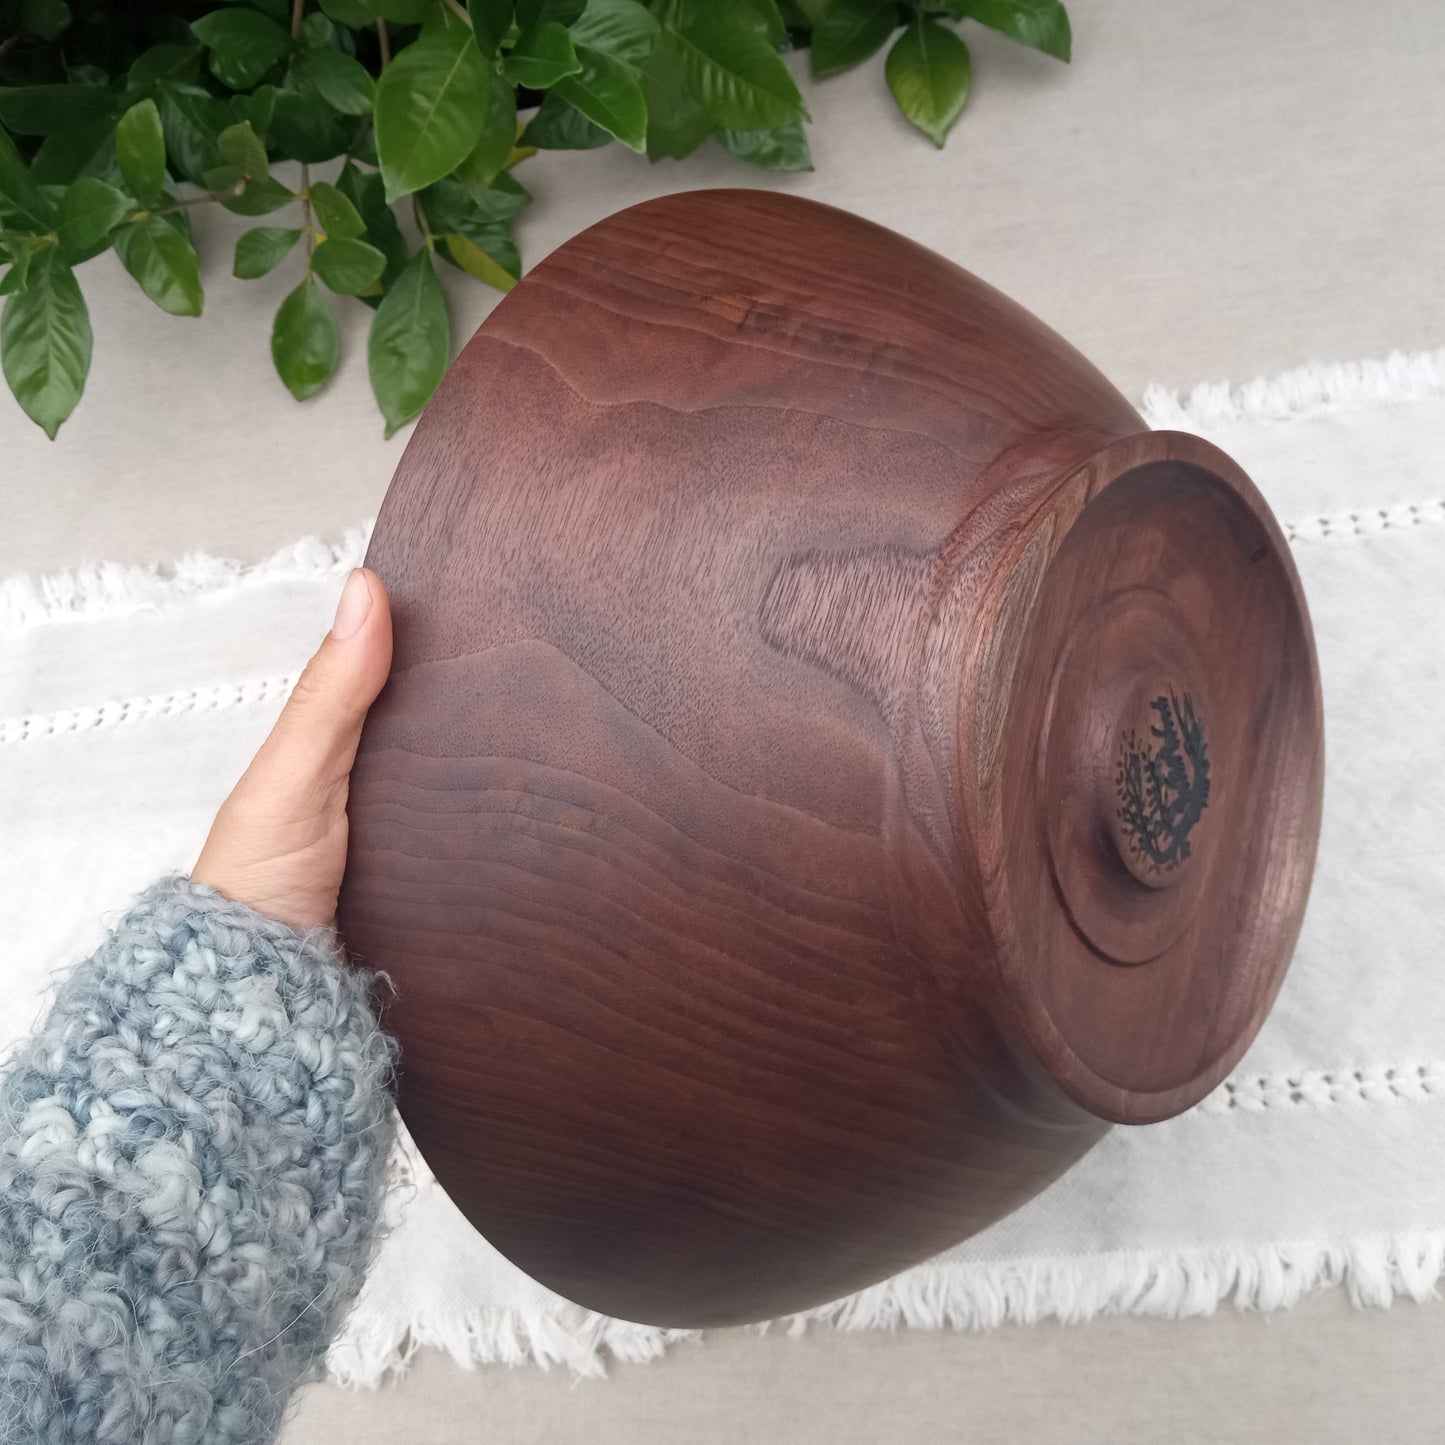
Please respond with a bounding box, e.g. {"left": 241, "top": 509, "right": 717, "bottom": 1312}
{"left": 0, "top": 521, "right": 374, "bottom": 631}
{"left": 328, "top": 1306, "right": 695, "bottom": 1387}
{"left": 1142, "top": 346, "right": 1445, "bottom": 426}
{"left": 325, "top": 1234, "right": 1444, "bottom": 1387}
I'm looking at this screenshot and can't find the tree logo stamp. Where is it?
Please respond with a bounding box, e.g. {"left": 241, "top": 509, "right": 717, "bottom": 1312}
{"left": 1115, "top": 691, "right": 1211, "bottom": 873}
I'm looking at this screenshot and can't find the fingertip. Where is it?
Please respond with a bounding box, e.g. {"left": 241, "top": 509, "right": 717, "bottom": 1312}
{"left": 354, "top": 570, "right": 393, "bottom": 644}
{"left": 331, "top": 568, "right": 373, "bottom": 640}
{"left": 352, "top": 568, "right": 393, "bottom": 702}
{"left": 359, "top": 566, "right": 389, "bottom": 610}
{"left": 304, "top": 567, "right": 393, "bottom": 718}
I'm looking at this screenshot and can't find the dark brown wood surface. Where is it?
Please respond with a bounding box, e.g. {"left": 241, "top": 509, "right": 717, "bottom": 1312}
{"left": 337, "top": 189, "right": 1324, "bottom": 1328}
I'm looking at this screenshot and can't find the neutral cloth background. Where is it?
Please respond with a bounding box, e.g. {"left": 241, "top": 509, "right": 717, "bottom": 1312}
{"left": 5, "top": 0, "right": 1444, "bottom": 1441}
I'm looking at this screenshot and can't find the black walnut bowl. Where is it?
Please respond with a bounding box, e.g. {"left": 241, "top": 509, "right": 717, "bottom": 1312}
{"left": 337, "top": 189, "right": 1324, "bottom": 1328}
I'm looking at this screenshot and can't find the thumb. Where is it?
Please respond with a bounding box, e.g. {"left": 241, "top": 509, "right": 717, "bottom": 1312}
{"left": 191, "top": 567, "right": 393, "bottom": 934}
{"left": 257, "top": 566, "right": 394, "bottom": 798}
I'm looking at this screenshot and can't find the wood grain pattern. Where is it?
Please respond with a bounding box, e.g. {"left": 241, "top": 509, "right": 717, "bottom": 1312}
{"left": 337, "top": 190, "right": 1324, "bottom": 1328}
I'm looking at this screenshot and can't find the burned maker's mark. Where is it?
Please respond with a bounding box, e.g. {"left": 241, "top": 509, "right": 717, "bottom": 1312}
{"left": 1115, "top": 691, "right": 1211, "bottom": 873}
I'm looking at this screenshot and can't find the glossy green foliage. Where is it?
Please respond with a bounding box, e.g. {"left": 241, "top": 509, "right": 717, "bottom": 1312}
{"left": 0, "top": 0, "right": 1070, "bottom": 435}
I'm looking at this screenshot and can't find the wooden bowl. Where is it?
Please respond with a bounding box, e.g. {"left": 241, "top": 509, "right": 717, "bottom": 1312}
{"left": 338, "top": 189, "right": 1324, "bottom": 1329}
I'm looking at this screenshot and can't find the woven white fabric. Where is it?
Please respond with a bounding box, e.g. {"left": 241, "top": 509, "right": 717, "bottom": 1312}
{"left": 2, "top": 350, "right": 1442, "bottom": 1382}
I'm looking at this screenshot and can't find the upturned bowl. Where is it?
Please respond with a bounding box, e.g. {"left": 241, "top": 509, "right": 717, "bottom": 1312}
{"left": 337, "top": 189, "right": 1324, "bottom": 1329}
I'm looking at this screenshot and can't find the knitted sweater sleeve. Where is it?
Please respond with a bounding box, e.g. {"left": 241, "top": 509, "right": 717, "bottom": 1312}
{"left": 0, "top": 876, "right": 397, "bottom": 1445}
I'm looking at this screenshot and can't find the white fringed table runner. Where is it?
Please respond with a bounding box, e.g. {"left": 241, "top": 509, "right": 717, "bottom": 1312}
{"left": 3, "top": 350, "right": 1444, "bottom": 1382}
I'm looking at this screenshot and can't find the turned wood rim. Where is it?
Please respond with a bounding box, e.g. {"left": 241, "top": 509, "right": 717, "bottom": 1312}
{"left": 973, "top": 429, "right": 1325, "bottom": 1125}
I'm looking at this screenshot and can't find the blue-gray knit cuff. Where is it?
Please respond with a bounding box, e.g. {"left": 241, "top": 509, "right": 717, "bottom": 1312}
{"left": 0, "top": 875, "right": 398, "bottom": 1445}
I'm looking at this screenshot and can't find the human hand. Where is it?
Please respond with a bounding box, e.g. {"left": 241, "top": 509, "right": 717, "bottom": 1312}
{"left": 191, "top": 567, "right": 393, "bottom": 935}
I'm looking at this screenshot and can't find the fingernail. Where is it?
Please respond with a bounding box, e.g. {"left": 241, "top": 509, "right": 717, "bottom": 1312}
{"left": 332, "top": 568, "right": 372, "bottom": 639}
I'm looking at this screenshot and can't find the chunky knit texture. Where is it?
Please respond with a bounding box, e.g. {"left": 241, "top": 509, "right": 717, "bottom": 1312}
{"left": 0, "top": 877, "right": 396, "bottom": 1444}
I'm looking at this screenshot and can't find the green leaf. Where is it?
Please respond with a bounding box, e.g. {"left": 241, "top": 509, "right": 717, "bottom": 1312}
{"left": 424, "top": 0, "right": 473, "bottom": 34}
{"left": 220, "top": 176, "right": 297, "bottom": 215}
{"left": 468, "top": 222, "right": 518, "bottom": 278}
{"left": 156, "top": 193, "right": 191, "bottom": 240}
{"left": 20, "top": 0, "right": 72, "bottom": 42}
{"left": 444, "top": 230, "right": 517, "bottom": 292}
{"left": 313, "top": 235, "right": 387, "bottom": 294}
{"left": 234, "top": 225, "right": 302, "bottom": 278}
{"left": 115, "top": 99, "right": 166, "bottom": 206}
{"left": 374, "top": 30, "right": 491, "bottom": 202}
{"left": 519, "top": 91, "right": 612, "bottom": 150}
{"left": 502, "top": 22, "right": 581, "bottom": 89}
{"left": 300, "top": 11, "right": 337, "bottom": 47}
{"left": 368, "top": 248, "right": 448, "bottom": 436}
{"left": 267, "top": 89, "right": 351, "bottom": 163}
{"left": 0, "top": 125, "right": 56, "bottom": 233}
{"left": 271, "top": 277, "right": 339, "bottom": 401}
{"left": 951, "top": 0, "right": 1070, "bottom": 61}
{"left": 516, "top": 0, "right": 585, "bottom": 24}
{"left": 885, "top": 18, "right": 970, "bottom": 148}
{"left": 552, "top": 51, "right": 646, "bottom": 151}
{"left": 640, "top": 29, "right": 712, "bottom": 160}
{"left": 155, "top": 187, "right": 192, "bottom": 238}
{"left": 1, "top": 247, "right": 91, "bottom": 439}
{"left": 191, "top": 8, "right": 293, "bottom": 91}
{"left": 469, "top": 0, "right": 514, "bottom": 56}
{"left": 453, "top": 80, "right": 518, "bottom": 195}
{"left": 294, "top": 49, "right": 378, "bottom": 116}
{"left": 716, "top": 119, "right": 812, "bottom": 171}
{"left": 1, "top": 243, "right": 31, "bottom": 296}
{"left": 310, "top": 179, "right": 366, "bottom": 238}
{"left": 419, "top": 174, "right": 519, "bottom": 232}
{"left": 127, "top": 44, "right": 202, "bottom": 92}
{"left": 0, "top": 86, "right": 114, "bottom": 137}
{"left": 318, "top": 0, "right": 378, "bottom": 21}
{"left": 156, "top": 85, "right": 227, "bottom": 184}
{"left": 350, "top": 127, "right": 380, "bottom": 168}
{"left": 734, "top": 0, "right": 787, "bottom": 44}
{"left": 569, "top": 0, "right": 659, "bottom": 65}
{"left": 56, "top": 178, "right": 131, "bottom": 257}
{"left": 542, "top": 0, "right": 660, "bottom": 152}
{"left": 112, "top": 214, "right": 204, "bottom": 316}
{"left": 424, "top": 179, "right": 524, "bottom": 281}
{"left": 469, "top": 170, "right": 530, "bottom": 222}
{"left": 30, "top": 119, "right": 114, "bottom": 187}
{"left": 810, "top": 0, "right": 898, "bottom": 77}
{"left": 336, "top": 162, "right": 409, "bottom": 299}
{"left": 203, "top": 163, "right": 245, "bottom": 191}
{"left": 673, "top": 0, "right": 808, "bottom": 130}
{"left": 235, "top": 84, "right": 279, "bottom": 137}
{"left": 217, "top": 120, "right": 269, "bottom": 182}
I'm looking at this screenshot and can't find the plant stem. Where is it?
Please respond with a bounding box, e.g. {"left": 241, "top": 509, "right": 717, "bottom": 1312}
{"left": 168, "top": 190, "right": 238, "bottom": 211}
{"left": 300, "top": 162, "right": 315, "bottom": 271}
{"left": 443, "top": 0, "right": 471, "bottom": 23}
{"left": 377, "top": 18, "right": 392, "bottom": 67}
{"left": 115, "top": 180, "right": 245, "bottom": 231}
{"left": 291, "top": 0, "right": 305, "bottom": 40}
{"left": 138, "top": 184, "right": 245, "bottom": 220}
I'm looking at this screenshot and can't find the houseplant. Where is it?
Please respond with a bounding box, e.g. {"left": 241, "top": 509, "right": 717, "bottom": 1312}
{"left": 0, "top": 0, "right": 1071, "bottom": 438}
